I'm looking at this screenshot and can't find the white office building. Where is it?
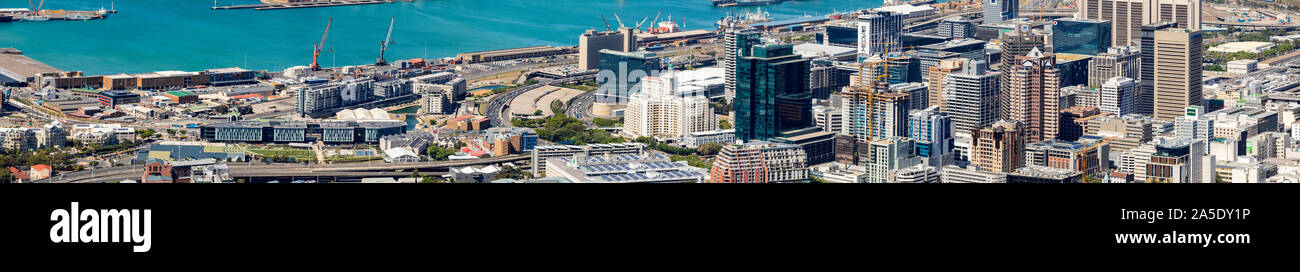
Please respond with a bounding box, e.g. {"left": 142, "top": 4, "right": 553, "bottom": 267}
{"left": 1099, "top": 77, "right": 1136, "bottom": 116}
{"left": 623, "top": 71, "right": 717, "bottom": 139}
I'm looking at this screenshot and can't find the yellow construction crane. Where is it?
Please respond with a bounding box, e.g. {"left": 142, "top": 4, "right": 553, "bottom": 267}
{"left": 851, "top": 38, "right": 912, "bottom": 161}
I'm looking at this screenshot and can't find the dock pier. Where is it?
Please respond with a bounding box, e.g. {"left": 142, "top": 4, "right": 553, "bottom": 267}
{"left": 213, "top": 0, "right": 420, "bottom": 11}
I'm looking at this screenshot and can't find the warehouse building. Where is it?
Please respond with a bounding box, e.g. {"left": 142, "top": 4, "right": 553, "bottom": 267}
{"left": 200, "top": 120, "right": 407, "bottom": 144}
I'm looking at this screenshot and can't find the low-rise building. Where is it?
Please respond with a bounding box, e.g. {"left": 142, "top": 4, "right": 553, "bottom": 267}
{"left": 940, "top": 165, "right": 1007, "bottom": 183}
{"left": 531, "top": 143, "right": 646, "bottom": 176}
{"left": 545, "top": 153, "right": 708, "bottom": 183}
{"left": 1226, "top": 59, "right": 1259, "bottom": 74}
{"left": 682, "top": 129, "right": 735, "bottom": 148}
{"left": 710, "top": 141, "right": 808, "bottom": 183}
{"left": 382, "top": 147, "right": 421, "bottom": 163}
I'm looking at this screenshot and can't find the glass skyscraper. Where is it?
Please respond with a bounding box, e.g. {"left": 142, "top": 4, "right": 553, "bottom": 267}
{"left": 735, "top": 44, "right": 812, "bottom": 141}
{"left": 1052, "top": 18, "right": 1112, "bottom": 55}
{"left": 596, "top": 50, "right": 662, "bottom": 105}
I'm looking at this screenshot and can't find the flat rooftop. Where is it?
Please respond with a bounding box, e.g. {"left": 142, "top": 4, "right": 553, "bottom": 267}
{"left": 0, "top": 48, "right": 61, "bottom": 82}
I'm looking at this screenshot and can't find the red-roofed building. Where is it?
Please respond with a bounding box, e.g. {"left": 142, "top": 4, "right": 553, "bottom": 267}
{"left": 29, "top": 164, "right": 52, "bottom": 180}
{"left": 230, "top": 94, "right": 264, "bottom": 102}
{"left": 8, "top": 167, "right": 29, "bottom": 183}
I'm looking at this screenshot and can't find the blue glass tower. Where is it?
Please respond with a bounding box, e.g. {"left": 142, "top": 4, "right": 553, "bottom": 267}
{"left": 1052, "top": 18, "right": 1112, "bottom": 55}
{"left": 735, "top": 44, "right": 812, "bottom": 141}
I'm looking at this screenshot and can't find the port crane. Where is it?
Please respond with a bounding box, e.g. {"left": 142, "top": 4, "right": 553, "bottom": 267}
{"left": 310, "top": 17, "right": 333, "bottom": 71}
{"left": 635, "top": 15, "right": 650, "bottom": 30}
{"left": 376, "top": 16, "right": 395, "bottom": 66}
{"left": 31, "top": 0, "right": 46, "bottom": 14}
{"left": 648, "top": 11, "right": 662, "bottom": 31}
{"left": 600, "top": 14, "right": 611, "bottom": 31}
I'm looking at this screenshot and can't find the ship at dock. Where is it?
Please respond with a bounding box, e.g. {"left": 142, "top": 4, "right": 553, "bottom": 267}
{"left": 715, "top": 7, "right": 771, "bottom": 28}
{"left": 712, "top": 0, "right": 785, "bottom": 7}
{"left": 0, "top": 1, "right": 113, "bottom": 22}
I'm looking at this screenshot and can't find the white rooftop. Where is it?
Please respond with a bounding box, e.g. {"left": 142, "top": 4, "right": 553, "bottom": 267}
{"left": 873, "top": 4, "right": 935, "bottom": 15}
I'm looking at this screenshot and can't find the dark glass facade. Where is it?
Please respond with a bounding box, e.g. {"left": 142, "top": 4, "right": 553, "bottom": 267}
{"left": 1052, "top": 18, "right": 1111, "bottom": 56}
{"left": 596, "top": 50, "right": 662, "bottom": 104}
{"left": 735, "top": 44, "right": 812, "bottom": 141}
{"left": 825, "top": 25, "right": 857, "bottom": 47}
{"left": 1054, "top": 55, "right": 1092, "bottom": 88}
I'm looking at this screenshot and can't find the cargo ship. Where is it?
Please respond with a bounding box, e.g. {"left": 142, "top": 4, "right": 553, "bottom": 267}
{"left": 712, "top": 0, "right": 784, "bottom": 7}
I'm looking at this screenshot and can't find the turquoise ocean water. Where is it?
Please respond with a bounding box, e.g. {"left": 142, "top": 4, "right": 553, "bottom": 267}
{"left": 0, "top": 0, "right": 883, "bottom": 75}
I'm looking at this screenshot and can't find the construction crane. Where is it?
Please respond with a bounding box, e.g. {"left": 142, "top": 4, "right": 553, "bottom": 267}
{"left": 376, "top": 16, "right": 396, "bottom": 66}
{"left": 613, "top": 12, "right": 625, "bottom": 28}
{"left": 649, "top": 11, "right": 662, "bottom": 31}
{"left": 631, "top": 15, "right": 647, "bottom": 30}
{"left": 310, "top": 17, "right": 333, "bottom": 71}
{"left": 600, "top": 14, "right": 611, "bottom": 31}
{"left": 34, "top": 0, "right": 46, "bottom": 14}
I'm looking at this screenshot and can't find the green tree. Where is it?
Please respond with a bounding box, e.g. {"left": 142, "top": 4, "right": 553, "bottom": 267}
{"left": 696, "top": 142, "right": 723, "bottom": 156}
{"left": 421, "top": 176, "right": 447, "bottom": 183}
{"left": 137, "top": 129, "right": 156, "bottom": 139}
{"left": 719, "top": 120, "right": 732, "bottom": 130}
{"left": 427, "top": 146, "right": 457, "bottom": 161}
{"left": 496, "top": 165, "right": 528, "bottom": 180}
{"left": 534, "top": 109, "right": 543, "bottom": 116}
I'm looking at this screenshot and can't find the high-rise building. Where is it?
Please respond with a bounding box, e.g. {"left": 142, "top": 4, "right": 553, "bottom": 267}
{"left": 971, "top": 120, "right": 1024, "bottom": 173}
{"left": 842, "top": 81, "right": 911, "bottom": 142}
{"left": 944, "top": 59, "right": 1001, "bottom": 134}
{"left": 908, "top": 106, "right": 954, "bottom": 167}
{"left": 595, "top": 50, "right": 662, "bottom": 108}
{"left": 723, "top": 27, "right": 762, "bottom": 104}
{"left": 1088, "top": 46, "right": 1140, "bottom": 88}
{"left": 1150, "top": 28, "right": 1202, "bottom": 120}
{"left": 891, "top": 82, "right": 929, "bottom": 111}
{"left": 578, "top": 27, "right": 636, "bottom": 71}
{"left": 1086, "top": 113, "right": 1155, "bottom": 152}
{"left": 918, "top": 50, "right": 961, "bottom": 82}
{"left": 983, "top": 0, "right": 1020, "bottom": 24}
{"left": 927, "top": 58, "right": 965, "bottom": 110}
{"left": 734, "top": 44, "right": 813, "bottom": 141}
{"left": 769, "top": 127, "right": 837, "bottom": 166}
{"left": 1078, "top": 0, "right": 1202, "bottom": 47}
{"left": 1002, "top": 47, "right": 1062, "bottom": 143}
{"left": 1174, "top": 105, "right": 1214, "bottom": 153}
{"left": 622, "top": 71, "right": 717, "bottom": 139}
{"left": 824, "top": 23, "right": 859, "bottom": 47}
{"left": 857, "top": 11, "right": 904, "bottom": 58}
{"left": 809, "top": 62, "right": 838, "bottom": 100}
{"left": 1054, "top": 53, "right": 1094, "bottom": 88}
{"left": 710, "top": 141, "right": 809, "bottom": 183}
{"left": 1100, "top": 77, "right": 1136, "bottom": 116}
{"left": 999, "top": 22, "right": 1045, "bottom": 73}
{"left": 1051, "top": 18, "right": 1112, "bottom": 55}
{"left": 1138, "top": 21, "right": 1178, "bottom": 115}
{"left": 937, "top": 16, "right": 977, "bottom": 39}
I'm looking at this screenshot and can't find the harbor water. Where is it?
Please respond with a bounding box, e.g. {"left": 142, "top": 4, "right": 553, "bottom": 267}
{"left": 0, "top": 0, "right": 882, "bottom": 75}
